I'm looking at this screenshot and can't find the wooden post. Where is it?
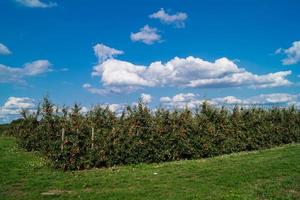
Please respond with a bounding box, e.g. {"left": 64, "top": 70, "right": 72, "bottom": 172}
{"left": 91, "top": 127, "right": 95, "bottom": 149}
{"left": 61, "top": 128, "right": 65, "bottom": 151}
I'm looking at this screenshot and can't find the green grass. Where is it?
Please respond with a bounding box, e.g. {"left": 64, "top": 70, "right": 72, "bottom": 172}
{"left": 0, "top": 136, "right": 299, "bottom": 200}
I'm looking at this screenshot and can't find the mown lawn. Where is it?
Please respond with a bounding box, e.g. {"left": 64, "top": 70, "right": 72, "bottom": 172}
{"left": 0, "top": 136, "right": 299, "bottom": 200}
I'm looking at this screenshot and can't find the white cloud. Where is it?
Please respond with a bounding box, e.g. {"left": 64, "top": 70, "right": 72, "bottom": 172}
{"left": 3, "top": 97, "right": 35, "bottom": 109}
{"left": 160, "top": 93, "right": 204, "bottom": 109}
{"left": 93, "top": 59, "right": 152, "bottom": 87}
{"left": 106, "top": 104, "right": 124, "bottom": 113}
{"left": 82, "top": 83, "right": 104, "bottom": 95}
{"left": 0, "top": 60, "right": 52, "bottom": 83}
{"left": 16, "top": 0, "right": 57, "bottom": 8}
{"left": 23, "top": 60, "right": 52, "bottom": 75}
{"left": 160, "top": 93, "right": 300, "bottom": 109}
{"left": 0, "top": 97, "right": 36, "bottom": 123}
{"left": 160, "top": 96, "right": 172, "bottom": 102}
{"left": 244, "top": 93, "right": 298, "bottom": 105}
{"left": 83, "top": 83, "right": 139, "bottom": 95}
{"left": 93, "top": 44, "right": 124, "bottom": 63}
{"left": 86, "top": 45, "right": 292, "bottom": 95}
{"left": 149, "top": 8, "right": 188, "bottom": 28}
{"left": 212, "top": 96, "right": 243, "bottom": 104}
{"left": 80, "top": 106, "right": 89, "bottom": 114}
{"left": 141, "top": 93, "right": 152, "bottom": 104}
{"left": 91, "top": 56, "right": 291, "bottom": 93}
{"left": 0, "top": 43, "right": 11, "bottom": 55}
{"left": 212, "top": 93, "right": 300, "bottom": 106}
{"left": 187, "top": 70, "right": 292, "bottom": 89}
{"left": 276, "top": 41, "right": 300, "bottom": 65}
{"left": 130, "top": 25, "right": 161, "bottom": 45}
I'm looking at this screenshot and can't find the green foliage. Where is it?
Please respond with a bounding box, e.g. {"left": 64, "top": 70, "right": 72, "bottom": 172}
{"left": 4, "top": 97, "right": 300, "bottom": 170}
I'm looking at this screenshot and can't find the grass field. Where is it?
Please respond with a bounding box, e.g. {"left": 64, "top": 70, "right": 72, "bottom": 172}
{"left": 0, "top": 136, "right": 299, "bottom": 200}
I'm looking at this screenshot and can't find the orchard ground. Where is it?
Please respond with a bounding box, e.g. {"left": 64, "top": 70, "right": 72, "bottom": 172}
{"left": 0, "top": 136, "right": 299, "bottom": 200}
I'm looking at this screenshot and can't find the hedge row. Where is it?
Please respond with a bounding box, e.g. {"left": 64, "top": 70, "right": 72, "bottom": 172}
{"left": 3, "top": 97, "right": 300, "bottom": 170}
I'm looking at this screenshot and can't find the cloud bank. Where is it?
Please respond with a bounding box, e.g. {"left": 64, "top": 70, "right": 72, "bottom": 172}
{"left": 90, "top": 55, "right": 291, "bottom": 93}
{"left": 160, "top": 93, "right": 300, "bottom": 109}
{"left": 212, "top": 93, "right": 299, "bottom": 106}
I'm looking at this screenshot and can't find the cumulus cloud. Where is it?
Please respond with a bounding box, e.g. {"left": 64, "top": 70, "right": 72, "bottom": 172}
{"left": 0, "top": 60, "right": 52, "bottom": 84}
{"left": 160, "top": 93, "right": 204, "bottom": 109}
{"left": 0, "top": 43, "right": 11, "bottom": 55}
{"left": 212, "top": 96, "right": 243, "bottom": 105}
{"left": 104, "top": 104, "right": 125, "bottom": 113}
{"left": 91, "top": 56, "right": 291, "bottom": 92}
{"left": 85, "top": 44, "right": 292, "bottom": 95}
{"left": 149, "top": 8, "right": 188, "bottom": 28}
{"left": 0, "top": 97, "right": 36, "bottom": 123}
{"left": 141, "top": 93, "right": 152, "bottom": 104}
{"left": 93, "top": 59, "right": 152, "bottom": 87}
{"left": 16, "top": 0, "right": 57, "bottom": 8}
{"left": 275, "top": 41, "right": 300, "bottom": 65}
{"left": 160, "top": 93, "right": 300, "bottom": 109}
{"left": 93, "top": 44, "right": 124, "bottom": 63}
{"left": 130, "top": 25, "right": 161, "bottom": 45}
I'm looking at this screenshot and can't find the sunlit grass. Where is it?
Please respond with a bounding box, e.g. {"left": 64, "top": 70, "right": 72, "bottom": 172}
{"left": 0, "top": 136, "right": 299, "bottom": 200}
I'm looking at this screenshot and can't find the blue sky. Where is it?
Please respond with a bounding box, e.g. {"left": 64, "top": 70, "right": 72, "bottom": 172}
{"left": 1, "top": 0, "right": 300, "bottom": 122}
